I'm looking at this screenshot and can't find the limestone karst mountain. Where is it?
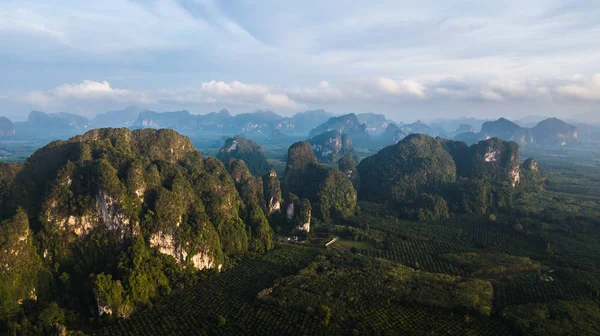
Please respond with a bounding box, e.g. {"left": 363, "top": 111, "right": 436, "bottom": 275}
{"left": 217, "top": 135, "right": 272, "bottom": 176}
{"left": 307, "top": 130, "right": 358, "bottom": 164}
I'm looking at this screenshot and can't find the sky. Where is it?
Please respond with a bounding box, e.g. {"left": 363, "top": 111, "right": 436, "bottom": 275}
{"left": 0, "top": 0, "right": 599, "bottom": 122}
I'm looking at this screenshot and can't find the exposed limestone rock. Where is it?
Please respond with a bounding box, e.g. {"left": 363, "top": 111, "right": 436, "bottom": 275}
{"left": 97, "top": 189, "right": 130, "bottom": 233}
{"left": 150, "top": 232, "right": 178, "bottom": 260}
{"left": 263, "top": 169, "right": 282, "bottom": 214}
{"left": 224, "top": 140, "right": 238, "bottom": 152}
{"left": 268, "top": 197, "right": 281, "bottom": 213}
{"left": 46, "top": 189, "right": 131, "bottom": 238}
{"left": 286, "top": 202, "right": 295, "bottom": 220}
{"left": 189, "top": 251, "right": 214, "bottom": 270}
{"left": 484, "top": 148, "right": 501, "bottom": 162}
{"left": 298, "top": 210, "right": 311, "bottom": 233}
{"left": 285, "top": 194, "right": 311, "bottom": 232}
{"left": 509, "top": 154, "right": 521, "bottom": 188}
{"left": 150, "top": 232, "right": 216, "bottom": 270}
{"left": 97, "top": 296, "right": 113, "bottom": 316}
{"left": 307, "top": 130, "right": 358, "bottom": 164}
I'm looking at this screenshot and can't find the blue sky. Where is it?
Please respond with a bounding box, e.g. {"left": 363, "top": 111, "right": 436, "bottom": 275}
{"left": 0, "top": 0, "right": 599, "bottom": 121}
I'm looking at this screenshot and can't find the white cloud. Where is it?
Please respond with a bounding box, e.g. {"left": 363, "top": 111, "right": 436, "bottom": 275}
{"left": 25, "top": 91, "right": 53, "bottom": 107}
{"left": 555, "top": 74, "right": 600, "bottom": 100}
{"left": 51, "top": 80, "right": 153, "bottom": 103}
{"left": 264, "top": 93, "right": 303, "bottom": 109}
{"left": 22, "top": 80, "right": 154, "bottom": 109}
{"left": 157, "top": 80, "right": 305, "bottom": 110}
{"left": 432, "top": 77, "right": 555, "bottom": 102}
{"left": 360, "top": 77, "right": 427, "bottom": 99}
{"left": 10, "top": 74, "right": 600, "bottom": 115}
{"left": 479, "top": 89, "right": 504, "bottom": 102}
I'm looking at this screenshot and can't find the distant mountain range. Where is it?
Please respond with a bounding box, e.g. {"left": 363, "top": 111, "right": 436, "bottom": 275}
{"left": 1, "top": 108, "right": 598, "bottom": 148}
{"left": 11, "top": 111, "right": 90, "bottom": 138}
{"left": 455, "top": 117, "right": 580, "bottom": 147}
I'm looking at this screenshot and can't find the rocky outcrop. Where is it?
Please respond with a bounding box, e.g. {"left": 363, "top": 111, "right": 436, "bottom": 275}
{"left": 285, "top": 194, "right": 311, "bottom": 232}
{"left": 308, "top": 130, "right": 358, "bottom": 164}
{"left": 149, "top": 232, "right": 216, "bottom": 270}
{"left": 263, "top": 169, "right": 282, "bottom": 214}
{"left": 45, "top": 188, "right": 131, "bottom": 239}
{"left": 97, "top": 190, "right": 130, "bottom": 233}
{"left": 217, "top": 135, "right": 272, "bottom": 176}
{"left": 309, "top": 113, "right": 372, "bottom": 148}
{"left": 97, "top": 297, "right": 113, "bottom": 316}
{"left": 469, "top": 137, "right": 521, "bottom": 188}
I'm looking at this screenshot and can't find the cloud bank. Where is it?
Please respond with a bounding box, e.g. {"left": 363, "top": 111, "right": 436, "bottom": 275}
{"left": 11, "top": 74, "right": 600, "bottom": 116}
{"left": 1, "top": 0, "right": 599, "bottom": 118}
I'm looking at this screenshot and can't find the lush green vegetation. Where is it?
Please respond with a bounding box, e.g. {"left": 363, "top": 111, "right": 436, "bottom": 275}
{"left": 0, "top": 128, "right": 283, "bottom": 334}
{"left": 282, "top": 141, "right": 357, "bottom": 224}
{"left": 358, "top": 134, "right": 542, "bottom": 220}
{"left": 1, "top": 128, "right": 600, "bottom": 335}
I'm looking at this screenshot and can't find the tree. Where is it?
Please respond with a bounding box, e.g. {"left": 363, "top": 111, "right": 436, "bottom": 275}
{"left": 320, "top": 305, "right": 332, "bottom": 326}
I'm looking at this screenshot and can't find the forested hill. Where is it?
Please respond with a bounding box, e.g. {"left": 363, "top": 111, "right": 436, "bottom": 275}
{"left": 0, "top": 128, "right": 280, "bottom": 331}
{"left": 358, "top": 134, "right": 544, "bottom": 220}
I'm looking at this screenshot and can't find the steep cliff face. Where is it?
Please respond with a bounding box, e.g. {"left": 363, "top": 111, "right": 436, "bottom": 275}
{"left": 308, "top": 130, "right": 358, "bottom": 164}
{"left": 263, "top": 169, "right": 282, "bottom": 214}
{"left": 149, "top": 231, "right": 217, "bottom": 270}
{"left": 468, "top": 138, "right": 521, "bottom": 188}
{"left": 285, "top": 194, "right": 311, "bottom": 233}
